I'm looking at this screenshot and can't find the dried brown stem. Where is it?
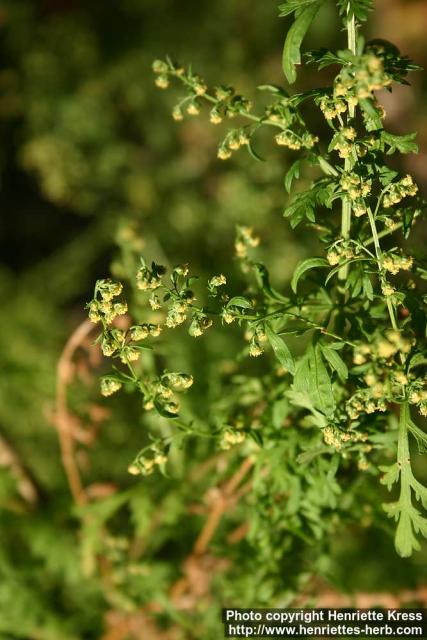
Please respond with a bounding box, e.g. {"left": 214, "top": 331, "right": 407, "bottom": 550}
{"left": 0, "top": 431, "right": 39, "bottom": 505}
{"left": 55, "top": 318, "right": 95, "bottom": 505}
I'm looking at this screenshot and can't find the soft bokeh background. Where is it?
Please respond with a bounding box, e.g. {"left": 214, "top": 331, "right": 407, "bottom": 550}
{"left": 0, "top": 1, "right": 426, "bottom": 638}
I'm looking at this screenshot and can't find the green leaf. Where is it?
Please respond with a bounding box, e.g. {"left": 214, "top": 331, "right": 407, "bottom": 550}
{"left": 247, "top": 429, "right": 263, "bottom": 447}
{"left": 254, "top": 263, "right": 288, "bottom": 302}
{"left": 394, "top": 510, "right": 421, "bottom": 558}
{"left": 320, "top": 345, "right": 348, "bottom": 381}
{"left": 293, "top": 344, "right": 335, "bottom": 416}
{"left": 282, "top": 2, "right": 323, "bottom": 84}
{"left": 257, "top": 84, "right": 288, "bottom": 97}
{"left": 291, "top": 257, "right": 329, "bottom": 293}
{"left": 407, "top": 420, "right": 427, "bottom": 453}
{"left": 286, "top": 389, "right": 327, "bottom": 427}
{"left": 408, "top": 352, "right": 427, "bottom": 371}
{"left": 297, "top": 445, "right": 329, "bottom": 465}
{"left": 265, "top": 323, "right": 295, "bottom": 374}
{"left": 362, "top": 273, "right": 374, "bottom": 301}
{"left": 337, "top": 0, "right": 373, "bottom": 22}
{"left": 284, "top": 159, "right": 301, "bottom": 193}
{"left": 381, "top": 131, "right": 418, "bottom": 155}
{"left": 412, "top": 478, "right": 427, "bottom": 510}
{"left": 227, "top": 296, "right": 253, "bottom": 309}
{"left": 278, "top": 0, "right": 321, "bottom": 18}
{"left": 247, "top": 138, "right": 265, "bottom": 162}
{"left": 383, "top": 404, "right": 427, "bottom": 557}
{"left": 379, "top": 463, "right": 400, "bottom": 491}
{"left": 154, "top": 399, "right": 179, "bottom": 419}
{"left": 359, "top": 98, "right": 383, "bottom": 131}
{"left": 284, "top": 190, "right": 315, "bottom": 227}
{"left": 305, "top": 48, "right": 344, "bottom": 69}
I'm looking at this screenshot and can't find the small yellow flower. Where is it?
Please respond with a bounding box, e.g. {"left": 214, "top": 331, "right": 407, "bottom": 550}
{"left": 155, "top": 76, "right": 169, "bottom": 89}
{"left": 128, "top": 464, "right": 141, "bottom": 476}
{"left": 187, "top": 103, "right": 200, "bottom": 116}
{"left": 101, "top": 379, "right": 122, "bottom": 397}
{"left": 218, "top": 147, "right": 232, "bottom": 160}
{"left": 327, "top": 251, "right": 340, "bottom": 266}
{"left": 210, "top": 111, "right": 222, "bottom": 124}
{"left": 394, "top": 371, "right": 408, "bottom": 385}
{"left": 249, "top": 343, "right": 263, "bottom": 357}
{"left": 150, "top": 325, "right": 162, "bottom": 337}
{"left": 381, "top": 283, "right": 395, "bottom": 297}
{"left": 194, "top": 83, "right": 207, "bottom": 96}
{"left": 377, "top": 340, "right": 396, "bottom": 359}
{"left": 172, "top": 106, "right": 183, "bottom": 121}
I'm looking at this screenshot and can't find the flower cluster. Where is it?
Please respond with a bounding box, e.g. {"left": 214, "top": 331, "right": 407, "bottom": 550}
{"left": 326, "top": 240, "right": 357, "bottom": 265}
{"left": 136, "top": 260, "right": 166, "bottom": 291}
{"left": 383, "top": 175, "right": 418, "bottom": 208}
{"left": 188, "top": 312, "right": 213, "bottom": 337}
{"left": 275, "top": 130, "right": 318, "bottom": 151}
{"left": 331, "top": 126, "right": 357, "bottom": 158}
{"left": 340, "top": 172, "right": 372, "bottom": 200}
{"left": 319, "top": 96, "right": 348, "bottom": 121}
{"left": 333, "top": 53, "right": 392, "bottom": 105}
{"left": 87, "top": 279, "right": 127, "bottom": 325}
{"left": 381, "top": 252, "right": 413, "bottom": 275}
{"left": 218, "top": 128, "right": 250, "bottom": 160}
{"left": 323, "top": 425, "right": 368, "bottom": 451}
{"left": 353, "top": 331, "right": 412, "bottom": 366}
{"left": 408, "top": 380, "right": 427, "bottom": 417}
{"left": 220, "top": 428, "right": 246, "bottom": 450}
{"left": 100, "top": 377, "right": 122, "bottom": 397}
{"left": 346, "top": 390, "right": 387, "bottom": 420}
{"left": 144, "top": 372, "right": 193, "bottom": 415}
{"left": 234, "top": 225, "right": 260, "bottom": 259}
{"left": 128, "top": 443, "right": 169, "bottom": 477}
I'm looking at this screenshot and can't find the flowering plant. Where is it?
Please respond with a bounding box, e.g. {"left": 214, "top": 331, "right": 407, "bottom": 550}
{"left": 88, "top": 0, "right": 427, "bottom": 558}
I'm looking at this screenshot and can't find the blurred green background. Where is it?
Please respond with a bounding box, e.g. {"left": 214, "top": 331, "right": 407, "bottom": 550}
{"left": 0, "top": 1, "right": 426, "bottom": 638}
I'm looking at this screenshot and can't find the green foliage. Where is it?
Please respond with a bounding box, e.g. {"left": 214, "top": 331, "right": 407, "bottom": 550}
{"left": 281, "top": 1, "right": 324, "bottom": 84}
{"left": 337, "top": 0, "right": 374, "bottom": 22}
{"left": 91, "top": 0, "right": 427, "bottom": 565}
{"left": 1, "top": 0, "right": 427, "bottom": 637}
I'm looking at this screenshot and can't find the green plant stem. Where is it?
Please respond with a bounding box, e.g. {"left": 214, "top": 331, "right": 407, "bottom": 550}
{"left": 367, "top": 206, "right": 400, "bottom": 332}
{"left": 338, "top": 6, "right": 357, "bottom": 282}
{"left": 397, "top": 402, "right": 411, "bottom": 504}
{"left": 172, "top": 70, "right": 338, "bottom": 178}
{"left": 365, "top": 221, "right": 403, "bottom": 246}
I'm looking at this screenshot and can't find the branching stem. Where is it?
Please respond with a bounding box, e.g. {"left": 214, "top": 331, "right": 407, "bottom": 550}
{"left": 338, "top": 5, "right": 357, "bottom": 281}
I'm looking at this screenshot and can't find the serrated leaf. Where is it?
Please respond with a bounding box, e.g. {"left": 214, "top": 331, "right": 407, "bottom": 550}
{"left": 305, "top": 48, "right": 344, "bottom": 69}
{"left": 412, "top": 478, "right": 427, "bottom": 510}
{"left": 291, "top": 257, "right": 329, "bottom": 293}
{"left": 278, "top": 0, "right": 321, "bottom": 18}
{"left": 282, "top": 2, "right": 323, "bottom": 84}
{"left": 265, "top": 323, "right": 295, "bottom": 374}
{"left": 408, "top": 352, "right": 427, "bottom": 370}
{"left": 394, "top": 511, "right": 421, "bottom": 558}
{"left": 337, "top": 0, "right": 373, "bottom": 22}
{"left": 407, "top": 420, "right": 427, "bottom": 453}
{"left": 381, "top": 131, "right": 418, "bottom": 155}
{"left": 379, "top": 463, "right": 400, "bottom": 491}
{"left": 320, "top": 345, "right": 348, "bottom": 381}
